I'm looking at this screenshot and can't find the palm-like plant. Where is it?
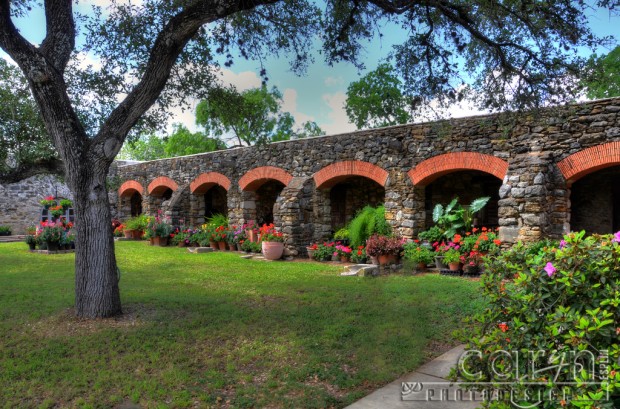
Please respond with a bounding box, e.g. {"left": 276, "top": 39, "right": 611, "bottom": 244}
{"left": 432, "top": 197, "right": 490, "bottom": 239}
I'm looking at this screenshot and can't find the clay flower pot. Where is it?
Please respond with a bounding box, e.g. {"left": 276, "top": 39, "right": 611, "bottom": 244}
{"left": 209, "top": 240, "right": 218, "bottom": 249}
{"left": 217, "top": 241, "right": 227, "bottom": 251}
{"left": 131, "top": 230, "right": 143, "bottom": 240}
{"left": 262, "top": 241, "right": 284, "bottom": 260}
{"left": 228, "top": 242, "right": 236, "bottom": 251}
{"left": 306, "top": 247, "right": 315, "bottom": 260}
{"left": 448, "top": 262, "right": 460, "bottom": 271}
{"left": 153, "top": 236, "right": 168, "bottom": 247}
{"left": 124, "top": 230, "right": 134, "bottom": 239}
{"left": 377, "top": 254, "right": 398, "bottom": 266}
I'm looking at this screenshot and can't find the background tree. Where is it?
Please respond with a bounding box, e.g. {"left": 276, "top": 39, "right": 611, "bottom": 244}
{"left": 0, "top": 59, "right": 59, "bottom": 181}
{"left": 582, "top": 46, "right": 620, "bottom": 99}
{"left": 196, "top": 85, "right": 323, "bottom": 146}
{"left": 117, "top": 134, "right": 166, "bottom": 161}
{"left": 0, "top": 0, "right": 614, "bottom": 318}
{"left": 345, "top": 63, "right": 412, "bottom": 129}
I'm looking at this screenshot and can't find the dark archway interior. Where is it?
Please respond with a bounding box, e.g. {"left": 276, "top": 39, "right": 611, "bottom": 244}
{"left": 424, "top": 171, "right": 501, "bottom": 229}
{"left": 160, "top": 188, "right": 173, "bottom": 201}
{"left": 329, "top": 176, "right": 385, "bottom": 231}
{"left": 256, "top": 180, "right": 285, "bottom": 225}
{"left": 571, "top": 166, "right": 620, "bottom": 234}
{"left": 130, "top": 192, "right": 143, "bottom": 217}
{"left": 204, "top": 186, "right": 228, "bottom": 219}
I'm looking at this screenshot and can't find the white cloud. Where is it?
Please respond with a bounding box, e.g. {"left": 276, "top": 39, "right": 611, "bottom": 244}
{"left": 321, "top": 92, "right": 356, "bottom": 135}
{"left": 281, "top": 88, "right": 315, "bottom": 127}
{"left": 324, "top": 76, "right": 344, "bottom": 87}
{"left": 217, "top": 68, "right": 261, "bottom": 91}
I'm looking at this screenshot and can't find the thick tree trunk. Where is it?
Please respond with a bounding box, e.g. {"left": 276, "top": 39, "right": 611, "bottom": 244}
{"left": 73, "top": 169, "right": 122, "bottom": 318}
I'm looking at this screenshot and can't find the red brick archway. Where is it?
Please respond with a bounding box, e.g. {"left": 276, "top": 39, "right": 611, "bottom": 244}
{"left": 239, "top": 166, "right": 293, "bottom": 191}
{"left": 118, "top": 180, "right": 144, "bottom": 198}
{"left": 558, "top": 141, "right": 620, "bottom": 184}
{"left": 408, "top": 152, "right": 509, "bottom": 186}
{"left": 147, "top": 176, "right": 179, "bottom": 196}
{"left": 190, "top": 172, "right": 231, "bottom": 194}
{"left": 313, "top": 160, "right": 389, "bottom": 189}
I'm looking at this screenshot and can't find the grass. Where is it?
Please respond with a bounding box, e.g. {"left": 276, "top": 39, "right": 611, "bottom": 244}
{"left": 0, "top": 241, "right": 485, "bottom": 408}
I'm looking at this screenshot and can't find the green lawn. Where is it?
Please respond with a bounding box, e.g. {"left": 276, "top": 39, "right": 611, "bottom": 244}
{"left": 0, "top": 241, "right": 485, "bottom": 408}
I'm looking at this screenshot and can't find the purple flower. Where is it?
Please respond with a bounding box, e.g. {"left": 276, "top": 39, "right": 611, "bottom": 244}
{"left": 613, "top": 231, "right": 620, "bottom": 243}
{"left": 559, "top": 240, "right": 567, "bottom": 249}
{"left": 544, "top": 262, "right": 556, "bottom": 277}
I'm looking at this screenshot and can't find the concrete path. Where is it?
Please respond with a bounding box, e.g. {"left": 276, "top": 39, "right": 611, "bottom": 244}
{"left": 345, "top": 345, "right": 480, "bottom": 409}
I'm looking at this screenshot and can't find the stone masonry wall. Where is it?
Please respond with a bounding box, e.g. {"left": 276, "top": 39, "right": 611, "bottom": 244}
{"left": 113, "top": 98, "right": 620, "bottom": 253}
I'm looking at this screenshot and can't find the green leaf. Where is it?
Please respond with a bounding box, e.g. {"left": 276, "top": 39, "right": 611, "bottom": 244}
{"left": 432, "top": 204, "right": 444, "bottom": 223}
{"left": 469, "top": 197, "right": 490, "bottom": 213}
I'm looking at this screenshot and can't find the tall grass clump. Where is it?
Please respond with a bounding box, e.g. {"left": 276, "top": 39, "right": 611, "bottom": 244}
{"left": 348, "top": 205, "right": 391, "bottom": 247}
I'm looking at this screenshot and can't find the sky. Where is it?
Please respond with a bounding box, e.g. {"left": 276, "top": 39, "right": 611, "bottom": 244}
{"left": 2, "top": 1, "right": 619, "bottom": 137}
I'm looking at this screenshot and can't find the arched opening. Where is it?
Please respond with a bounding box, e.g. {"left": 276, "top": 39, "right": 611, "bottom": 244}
{"left": 204, "top": 185, "right": 228, "bottom": 218}
{"left": 130, "top": 192, "right": 143, "bottom": 217}
{"left": 255, "top": 180, "right": 286, "bottom": 225}
{"left": 329, "top": 176, "right": 385, "bottom": 231}
{"left": 570, "top": 166, "right": 620, "bottom": 234}
{"left": 424, "top": 171, "right": 501, "bottom": 229}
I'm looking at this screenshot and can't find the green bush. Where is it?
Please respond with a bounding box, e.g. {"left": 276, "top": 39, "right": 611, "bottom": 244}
{"left": 333, "top": 227, "right": 349, "bottom": 241}
{"left": 403, "top": 242, "right": 434, "bottom": 264}
{"left": 0, "top": 226, "right": 11, "bottom": 236}
{"left": 417, "top": 226, "right": 443, "bottom": 243}
{"left": 125, "top": 214, "right": 148, "bottom": 231}
{"left": 348, "top": 205, "right": 391, "bottom": 248}
{"left": 206, "top": 213, "right": 228, "bottom": 227}
{"left": 457, "top": 231, "right": 620, "bottom": 408}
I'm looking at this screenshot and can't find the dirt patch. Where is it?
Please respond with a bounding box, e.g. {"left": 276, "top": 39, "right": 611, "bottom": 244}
{"left": 423, "top": 339, "right": 458, "bottom": 361}
{"left": 26, "top": 304, "right": 156, "bottom": 338}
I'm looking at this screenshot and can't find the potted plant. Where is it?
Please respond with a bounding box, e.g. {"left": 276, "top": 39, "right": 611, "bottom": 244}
{"left": 334, "top": 244, "right": 352, "bottom": 262}
{"left": 59, "top": 198, "right": 73, "bottom": 210}
{"left": 259, "top": 223, "right": 284, "bottom": 260}
{"left": 38, "top": 221, "right": 64, "bottom": 252}
{"left": 0, "top": 226, "right": 11, "bottom": 236}
{"left": 125, "top": 214, "right": 148, "bottom": 240}
{"left": 365, "top": 235, "right": 403, "bottom": 266}
{"left": 461, "top": 251, "right": 483, "bottom": 275}
{"left": 311, "top": 242, "right": 334, "bottom": 261}
{"left": 49, "top": 205, "right": 65, "bottom": 220}
{"left": 210, "top": 225, "right": 228, "bottom": 250}
{"left": 443, "top": 248, "right": 462, "bottom": 271}
{"left": 306, "top": 243, "right": 318, "bottom": 260}
{"left": 244, "top": 220, "right": 258, "bottom": 243}
{"left": 350, "top": 245, "right": 367, "bottom": 264}
{"left": 40, "top": 195, "right": 55, "bottom": 209}
{"left": 25, "top": 234, "right": 36, "bottom": 250}
{"left": 404, "top": 242, "right": 434, "bottom": 272}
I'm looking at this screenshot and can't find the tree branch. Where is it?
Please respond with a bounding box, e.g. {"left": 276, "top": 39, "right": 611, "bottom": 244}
{"left": 0, "top": 157, "right": 64, "bottom": 184}
{"left": 40, "top": 0, "right": 76, "bottom": 72}
{"left": 93, "top": 0, "right": 278, "bottom": 162}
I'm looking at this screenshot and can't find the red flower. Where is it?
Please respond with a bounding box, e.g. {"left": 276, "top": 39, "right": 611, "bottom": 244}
{"left": 498, "top": 323, "right": 509, "bottom": 333}
{"left": 493, "top": 239, "right": 501, "bottom": 246}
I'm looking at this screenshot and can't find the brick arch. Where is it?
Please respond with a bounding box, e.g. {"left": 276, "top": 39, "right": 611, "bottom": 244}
{"left": 313, "top": 160, "right": 389, "bottom": 189}
{"left": 239, "top": 166, "right": 293, "bottom": 191}
{"left": 147, "top": 176, "right": 179, "bottom": 196}
{"left": 558, "top": 141, "right": 620, "bottom": 184}
{"left": 190, "top": 172, "right": 231, "bottom": 195}
{"left": 118, "top": 180, "right": 144, "bottom": 198}
{"left": 408, "top": 152, "right": 509, "bottom": 186}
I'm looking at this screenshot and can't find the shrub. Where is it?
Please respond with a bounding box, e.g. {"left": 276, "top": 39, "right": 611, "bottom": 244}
{"left": 348, "top": 205, "right": 391, "bottom": 247}
{"left": 0, "top": 226, "right": 11, "bottom": 236}
{"left": 365, "top": 234, "right": 403, "bottom": 257}
{"left": 442, "top": 248, "right": 461, "bottom": 264}
{"left": 206, "top": 213, "right": 228, "bottom": 227}
{"left": 403, "top": 242, "right": 434, "bottom": 264}
{"left": 333, "top": 227, "right": 349, "bottom": 242}
{"left": 125, "top": 214, "right": 148, "bottom": 231}
{"left": 457, "top": 231, "right": 620, "bottom": 408}
{"left": 417, "top": 226, "right": 443, "bottom": 243}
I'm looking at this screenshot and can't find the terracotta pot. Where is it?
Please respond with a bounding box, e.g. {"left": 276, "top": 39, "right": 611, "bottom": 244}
{"left": 448, "top": 262, "right": 460, "bottom": 271}
{"left": 340, "top": 255, "right": 350, "bottom": 263}
{"left": 228, "top": 242, "right": 236, "bottom": 251}
{"left": 370, "top": 256, "right": 379, "bottom": 265}
{"left": 209, "top": 240, "right": 218, "bottom": 249}
{"left": 131, "top": 230, "right": 143, "bottom": 240}
{"left": 153, "top": 236, "right": 168, "bottom": 247}
{"left": 149, "top": 238, "right": 155, "bottom": 246}
{"left": 124, "top": 230, "right": 134, "bottom": 239}
{"left": 262, "top": 241, "right": 284, "bottom": 260}
{"left": 217, "top": 241, "right": 227, "bottom": 251}
{"left": 306, "top": 248, "right": 315, "bottom": 260}
{"left": 177, "top": 241, "right": 186, "bottom": 247}
{"left": 417, "top": 262, "right": 427, "bottom": 271}
{"left": 378, "top": 254, "right": 398, "bottom": 266}
{"left": 246, "top": 230, "right": 258, "bottom": 243}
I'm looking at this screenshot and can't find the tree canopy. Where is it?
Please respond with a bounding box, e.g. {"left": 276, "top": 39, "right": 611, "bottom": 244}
{"left": 0, "top": 0, "right": 617, "bottom": 317}
{"left": 582, "top": 46, "right": 620, "bottom": 99}
{"left": 196, "top": 85, "right": 324, "bottom": 146}
{"left": 345, "top": 63, "right": 412, "bottom": 129}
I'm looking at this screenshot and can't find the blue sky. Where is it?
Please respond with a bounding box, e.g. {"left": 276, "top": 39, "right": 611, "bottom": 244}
{"left": 3, "top": 2, "right": 619, "bottom": 136}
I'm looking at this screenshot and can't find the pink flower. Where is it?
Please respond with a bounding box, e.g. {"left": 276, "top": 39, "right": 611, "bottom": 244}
{"left": 544, "top": 262, "right": 556, "bottom": 277}
{"left": 559, "top": 240, "right": 567, "bottom": 249}
{"left": 613, "top": 231, "right": 620, "bottom": 243}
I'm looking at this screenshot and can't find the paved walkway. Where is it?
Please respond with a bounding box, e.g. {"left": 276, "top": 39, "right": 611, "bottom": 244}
{"left": 345, "top": 345, "right": 479, "bottom": 409}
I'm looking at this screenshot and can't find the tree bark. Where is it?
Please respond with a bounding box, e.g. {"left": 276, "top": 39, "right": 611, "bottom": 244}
{"left": 72, "top": 162, "right": 122, "bottom": 318}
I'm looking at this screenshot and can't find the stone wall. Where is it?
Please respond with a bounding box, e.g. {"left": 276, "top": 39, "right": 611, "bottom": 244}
{"left": 113, "top": 98, "right": 620, "bottom": 253}
{"left": 0, "top": 175, "right": 72, "bottom": 234}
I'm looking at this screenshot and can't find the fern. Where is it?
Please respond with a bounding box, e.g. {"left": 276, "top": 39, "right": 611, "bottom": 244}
{"left": 207, "top": 213, "right": 228, "bottom": 227}
{"left": 347, "top": 205, "right": 392, "bottom": 247}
